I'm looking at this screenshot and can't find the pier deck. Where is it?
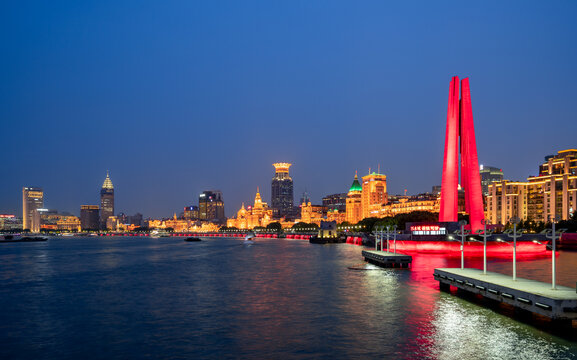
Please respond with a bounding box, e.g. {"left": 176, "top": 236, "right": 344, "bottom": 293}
{"left": 362, "top": 250, "right": 412, "bottom": 268}
{"left": 434, "top": 268, "right": 577, "bottom": 321}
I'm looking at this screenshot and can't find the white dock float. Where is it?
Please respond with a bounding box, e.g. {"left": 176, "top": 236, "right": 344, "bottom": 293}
{"left": 362, "top": 250, "right": 412, "bottom": 268}
{"left": 434, "top": 268, "right": 577, "bottom": 322}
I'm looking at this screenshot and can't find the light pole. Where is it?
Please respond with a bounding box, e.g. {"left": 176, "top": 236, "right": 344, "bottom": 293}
{"left": 385, "top": 225, "right": 391, "bottom": 252}
{"left": 455, "top": 220, "right": 468, "bottom": 269}
{"left": 392, "top": 225, "right": 397, "bottom": 253}
{"left": 373, "top": 226, "right": 381, "bottom": 251}
{"left": 505, "top": 217, "right": 524, "bottom": 281}
{"left": 545, "top": 215, "right": 566, "bottom": 290}
{"left": 476, "top": 219, "right": 493, "bottom": 275}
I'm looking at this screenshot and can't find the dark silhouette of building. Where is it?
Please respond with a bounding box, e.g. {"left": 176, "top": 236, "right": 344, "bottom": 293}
{"left": 271, "top": 163, "right": 294, "bottom": 218}
{"left": 199, "top": 191, "right": 225, "bottom": 223}
{"left": 80, "top": 205, "right": 100, "bottom": 230}
{"left": 100, "top": 171, "right": 114, "bottom": 229}
{"left": 322, "top": 193, "right": 347, "bottom": 212}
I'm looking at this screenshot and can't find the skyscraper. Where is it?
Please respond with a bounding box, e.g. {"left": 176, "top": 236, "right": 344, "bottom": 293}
{"left": 271, "top": 163, "right": 294, "bottom": 218}
{"left": 100, "top": 171, "right": 114, "bottom": 229}
{"left": 439, "top": 76, "right": 484, "bottom": 231}
{"left": 479, "top": 165, "right": 504, "bottom": 195}
{"left": 198, "top": 190, "right": 225, "bottom": 224}
{"left": 22, "top": 187, "right": 44, "bottom": 231}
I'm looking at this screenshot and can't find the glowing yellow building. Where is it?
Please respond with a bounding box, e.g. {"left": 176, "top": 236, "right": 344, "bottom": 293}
{"left": 379, "top": 195, "right": 440, "bottom": 217}
{"left": 227, "top": 188, "right": 274, "bottom": 229}
{"left": 346, "top": 172, "right": 363, "bottom": 224}
{"left": 299, "top": 201, "right": 324, "bottom": 226}
{"left": 361, "top": 172, "right": 388, "bottom": 219}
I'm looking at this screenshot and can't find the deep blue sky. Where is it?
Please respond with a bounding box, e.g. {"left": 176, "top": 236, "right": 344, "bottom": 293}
{"left": 2, "top": 1, "right": 577, "bottom": 218}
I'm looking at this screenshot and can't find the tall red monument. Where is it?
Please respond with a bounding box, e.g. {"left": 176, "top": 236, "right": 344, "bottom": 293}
{"left": 439, "top": 76, "right": 484, "bottom": 232}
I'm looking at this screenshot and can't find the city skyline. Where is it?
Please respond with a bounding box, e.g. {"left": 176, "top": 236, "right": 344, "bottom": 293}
{"left": 2, "top": 1, "right": 577, "bottom": 218}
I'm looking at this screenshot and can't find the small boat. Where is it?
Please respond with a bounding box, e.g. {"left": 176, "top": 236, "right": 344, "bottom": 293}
{"left": 244, "top": 232, "right": 255, "bottom": 245}
{"left": 185, "top": 237, "right": 202, "bottom": 242}
{"left": 150, "top": 229, "right": 171, "bottom": 238}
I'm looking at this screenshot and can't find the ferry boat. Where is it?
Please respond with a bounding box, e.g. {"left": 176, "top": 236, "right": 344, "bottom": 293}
{"left": 150, "top": 229, "right": 172, "bottom": 238}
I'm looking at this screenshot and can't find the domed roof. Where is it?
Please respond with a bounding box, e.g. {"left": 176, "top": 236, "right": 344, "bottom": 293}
{"left": 349, "top": 173, "right": 362, "bottom": 192}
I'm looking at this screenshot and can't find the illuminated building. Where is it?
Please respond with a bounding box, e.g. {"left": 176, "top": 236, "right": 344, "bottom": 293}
{"left": 35, "top": 210, "right": 80, "bottom": 232}
{"left": 80, "top": 205, "right": 100, "bottom": 230}
{"left": 379, "top": 194, "right": 440, "bottom": 217}
{"left": 199, "top": 190, "right": 225, "bottom": 224}
{"left": 486, "top": 149, "right": 577, "bottom": 224}
{"left": 299, "top": 201, "right": 325, "bottom": 226}
{"left": 326, "top": 209, "right": 346, "bottom": 224}
{"left": 480, "top": 165, "right": 503, "bottom": 195}
{"left": 361, "top": 172, "right": 388, "bottom": 219}
{"left": 346, "top": 172, "right": 363, "bottom": 224}
{"left": 22, "top": 187, "right": 43, "bottom": 232}
{"left": 271, "top": 163, "right": 294, "bottom": 218}
{"left": 57, "top": 216, "right": 81, "bottom": 232}
{"left": 183, "top": 206, "right": 199, "bottom": 220}
{"left": 227, "top": 188, "right": 274, "bottom": 229}
{"left": 322, "top": 193, "right": 347, "bottom": 212}
{"left": 0, "top": 214, "right": 21, "bottom": 231}
{"left": 100, "top": 171, "right": 114, "bottom": 229}
{"left": 439, "top": 76, "right": 484, "bottom": 231}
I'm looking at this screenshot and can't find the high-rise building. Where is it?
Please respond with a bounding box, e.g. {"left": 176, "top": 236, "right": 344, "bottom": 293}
{"left": 361, "top": 172, "right": 388, "bottom": 219}
{"left": 22, "top": 187, "right": 44, "bottom": 232}
{"left": 439, "top": 76, "right": 484, "bottom": 231}
{"left": 346, "top": 173, "right": 363, "bottom": 224}
{"left": 100, "top": 171, "right": 114, "bottom": 229}
{"left": 271, "top": 163, "right": 294, "bottom": 218}
{"left": 322, "top": 193, "right": 347, "bottom": 212}
{"left": 183, "top": 206, "right": 199, "bottom": 220}
{"left": 199, "top": 190, "right": 225, "bottom": 223}
{"left": 80, "top": 205, "right": 100, "bottom": 230}
{"left": 486, "top": 149, "right": 577, "bottom": 225}
{"left": 480, "top": 165, "right": 503, "bottom": 195}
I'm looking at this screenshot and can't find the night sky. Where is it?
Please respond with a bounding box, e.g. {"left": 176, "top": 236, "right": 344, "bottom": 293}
{"left": 2, "top": 1, "right": 577, "bottom": 218}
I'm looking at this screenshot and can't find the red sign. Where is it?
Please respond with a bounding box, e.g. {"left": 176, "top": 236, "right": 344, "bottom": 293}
{"left": 0, "top": 214, "right": 15, "bottom": 218}
{"left": 411, "top": 225, "right": 440, "bottom": 232}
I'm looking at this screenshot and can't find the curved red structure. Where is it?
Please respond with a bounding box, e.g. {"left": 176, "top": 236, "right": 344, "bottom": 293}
{"left": 439, "top": 77, "right": 484, "bottom": 232}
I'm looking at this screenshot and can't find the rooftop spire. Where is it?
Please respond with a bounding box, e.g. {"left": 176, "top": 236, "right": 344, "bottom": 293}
{"left": 102, "top": 171, "right": 114, "bottom": 190}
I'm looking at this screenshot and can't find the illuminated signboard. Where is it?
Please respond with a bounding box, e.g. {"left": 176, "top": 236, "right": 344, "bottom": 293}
{"left": 410, "top": 224, "right": 446, "bottom": 235}
{"left": 0, "top": 214, "right": 16, "bottom": 218}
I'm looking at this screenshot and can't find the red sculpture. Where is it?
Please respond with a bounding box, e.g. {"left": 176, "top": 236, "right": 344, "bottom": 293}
{"left": 439, "top": 76, "right": 485, "bottom": 232}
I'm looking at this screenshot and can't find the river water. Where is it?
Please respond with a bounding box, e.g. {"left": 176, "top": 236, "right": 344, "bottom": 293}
{"left": 1, "top": 237, "right": 576, "bottom": 359}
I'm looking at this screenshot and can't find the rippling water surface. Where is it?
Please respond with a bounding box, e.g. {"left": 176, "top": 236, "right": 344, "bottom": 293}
{"left": 1, "top": 237, "right": 576, "bottom": 359}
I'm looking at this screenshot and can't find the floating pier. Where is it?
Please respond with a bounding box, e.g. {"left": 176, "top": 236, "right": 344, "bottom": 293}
{"left": 362, "top": 250, "right": 412, "bottom": 268}
{"left": 434, "top": 268, "right": 577, "bottom": 324}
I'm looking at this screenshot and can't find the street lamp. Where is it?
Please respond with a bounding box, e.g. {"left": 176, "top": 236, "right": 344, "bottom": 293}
{"left": 504, "top": 217, "right": 524, "bottom": 281}
{"left": 476, "top": 219, "right": 493, "bottom": 275}
{"left": 455, "top": 220, "right": 469, "bottom": 269}
{"left": 385, "top": 225, "right": 391, "bottom": 252}
{"left": 392, "top": 225, "right": 398, "bottom": 254}
{"left": 546, "top": 215, "right": 566, "bottom": 290}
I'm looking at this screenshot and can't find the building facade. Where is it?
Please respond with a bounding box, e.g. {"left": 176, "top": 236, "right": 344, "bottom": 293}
{"left": 100, "top": 171, "right": 114, "bottom": 229}
{"left": 486, "top": 149, "right": 577, "bottom": 225}
{"left": 271, "top": 163, "right": 294, "bottom": 218}
{"left": 361, "top": 172, "right": 388, "bottom": 219}
{"left": 480, "top": 165, "right": 504, "bottom": 195}
{"left": 199, "top": 190, "right": 225, "bottom": 223}
{"left": 346, "top": 173, "right": 363, "bottom": 224}
{"left": 322, "top": 193, "right": 347, "bottom": 212}
{"left": 80, "top": 205, "right": 100, "bottom": 230}
{"left": 227, "top": 188, "right": 274, "bottom": 229}
{"left": 22, "top": 187, "right": 44, "bottom": 232}
{"left": 379, "top": 193, "right": 440, "bottom": 217}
